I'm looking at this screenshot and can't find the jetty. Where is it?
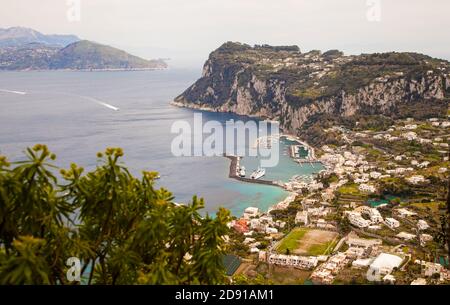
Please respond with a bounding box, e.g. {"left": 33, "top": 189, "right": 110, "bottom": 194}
{"left": 224, "top": 155, "right": 276, "bottom": 186}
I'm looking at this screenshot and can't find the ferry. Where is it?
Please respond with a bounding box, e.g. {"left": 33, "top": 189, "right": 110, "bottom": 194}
{"left": 239, "top": 166, "right": 246, "bottom": 177}
{"left": 250, "top": 167, "right": 266, "bottom": 180}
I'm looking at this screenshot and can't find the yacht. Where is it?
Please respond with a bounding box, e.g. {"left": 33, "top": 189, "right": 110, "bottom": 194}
{"left": 250, "top": 167, "right": 266, "bottom": 180}
{"left": 239, "top": 166, "right": 246, "bottom": 177}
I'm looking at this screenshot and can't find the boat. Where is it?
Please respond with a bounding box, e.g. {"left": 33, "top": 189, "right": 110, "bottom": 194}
{"left": 239, "top": 166, "right": 246, "bottom": 177}
{"left": 250, "top": 167, "right": 266, "bottom": 180}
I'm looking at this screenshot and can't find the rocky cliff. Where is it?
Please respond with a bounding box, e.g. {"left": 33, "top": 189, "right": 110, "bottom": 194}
{"left": 174, "top": 42, "right": 450, "bottom": 134}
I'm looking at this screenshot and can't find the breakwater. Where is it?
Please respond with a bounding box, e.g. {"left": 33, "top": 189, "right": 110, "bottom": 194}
{"left": 224, "top": 155, "right": 277, "bottom": 186}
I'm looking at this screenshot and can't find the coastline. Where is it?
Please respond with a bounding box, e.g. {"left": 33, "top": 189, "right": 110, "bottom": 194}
{"left": 171, "top": 100, "right": 324, "bottom": 215}
{"left": 0, "top": 67, "right": 168, "bottom": 72}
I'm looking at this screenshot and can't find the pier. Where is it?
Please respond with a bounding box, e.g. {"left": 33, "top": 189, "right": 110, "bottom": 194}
{"left": 224, "top": 155, "right": 277, "bottom": 186}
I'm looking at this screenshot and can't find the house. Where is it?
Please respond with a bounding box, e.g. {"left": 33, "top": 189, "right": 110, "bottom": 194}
{"left": 358, "top": 183, "right": 377, "bottom": 193}
{"left": 406, "top": 175, "right": 428, "bottom": 185}
{"left": 311, "top": 269, "right": 334, "bottom": 284}
{"left": 415, "top": 260, "right": 442, "bottom": 277}
{"left": 311, "top": 253, "right": 348, "bottom": 284}
{"left": 368, "top": 208, "right": 383, "bottom": 223}
{"left": 352, "top": 258, "right": 374, "bottom": 268}
{"left": 396, "top": 232, "right": 416, "bottom": 241}
{"left": 347, "top": 212, "right": 371, "bottom": 228}
{"left": 419, "top": 234, "right": 433, "bottom": 246}
{"left": 268, "top": 254, "right": 318, "bottom": 270}
{"left": 266, "top": 227, "right": 278, "bottom": 234}
{"left": 302, "top": 198, "right": 318, "bottom": 209}
{"left": 346, "top": 247, "right": 366, "bottom": 259}
{"left": 258, "top": 251, "right": 267, "bottom": 262}
{"left": 401, "top": 132, "right": 418, "bottom": 141}
{"left": 383, "top": 274, "right": 396, "bottom": 284}
{"left": 366, "top": 253, "right": 403, "bottom": 282}
{"left": 396, "top": 208, "right": 417, "bottom": 218}
{"left": 411, "top": 278, "right": 427, "bottom": 285}
{"left": 346, "top": 233, "right": 382, "bottom": 249}
{"left": 417, "top": 161, "right": 430, "bottom": 169}
{"left": 369, "top": 171, "right": 382, "bottom": 179}
{"left": 368, "top": 225, "right": 381, "bottom": 231}
{"left": 403, "top": 124, "right": 417, "bottom": 130}
{"left": 438, "top": 167, "right": 448, "bottom": 174}
{"left": 233, "top": 219, "right": 249, "bottom": 233}
{"left": 295, "top": 211, "right": 309, "bottom": 225}
{"left": 243, "top": 237, "right": 256, "bottom": 245}
{"left": 249, "top": 218, "right": 264, "bottom": 231}
{"left": 243, "top": 207, "right": 260, "bottom": 219}
{"left": 250, "top": 247, "right": 260, "bottom": 253}
{"left": 385, "top": 218, "right": 400, "bottom": 229}
{"left": 417, "top": 220, "right": 429, "bottom": 231}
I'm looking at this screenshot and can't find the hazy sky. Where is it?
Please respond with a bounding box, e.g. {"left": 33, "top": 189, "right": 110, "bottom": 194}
{"left": 1, "top": 0, "right": 449, "bottom": 68}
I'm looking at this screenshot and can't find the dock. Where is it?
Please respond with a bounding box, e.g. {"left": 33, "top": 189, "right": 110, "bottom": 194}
{"left": 224, "top": 155, "right": 277, "bottom": 186}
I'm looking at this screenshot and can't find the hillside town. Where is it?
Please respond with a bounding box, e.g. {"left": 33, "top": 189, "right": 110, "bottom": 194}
{"left": 225, "top": 115, "right": 449, "bottom": 285}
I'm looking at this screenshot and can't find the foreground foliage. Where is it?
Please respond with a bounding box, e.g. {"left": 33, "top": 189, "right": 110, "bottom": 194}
{"left": 0, "top": 145, "right": 231, "bottom": 284}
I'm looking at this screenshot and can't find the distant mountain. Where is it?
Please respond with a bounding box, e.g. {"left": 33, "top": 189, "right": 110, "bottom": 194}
{"left": 49, "top": 40, "right": 167, "bottom": 70}
{"left": 0, "top": 27, "right": 80, "bottom": 47}
{"left": 0, "top": 39, "right": 167, "bottom": 71}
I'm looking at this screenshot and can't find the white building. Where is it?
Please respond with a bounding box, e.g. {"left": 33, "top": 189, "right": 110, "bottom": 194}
{"left": 352, "top": 258, "right": 374, "bottom": 268}
{"left": 401, "top": 132, "right": 418, "bottom": 141}
{"left": 243, "top": 207, "right": 260, "bottom": 219}
{"left": 385, "top": 218, "right": 400, "bottom": 229}
{"left": 369, "top": 171, "right": 382, "bottom": 179}
{"left": 411, "top": 278, "right": 427, "bottom": 285}
{"left": 295, "top": 211, "right": 309, "bottom": 225}
{"left": 347, "top": 212, "right": 371, "bottom": 228}
{"left": 346, "top": 233, "right": 382, "bottom": 249}
{"left": 396, "top": 208, "right": 417, "bottom": 218}
{"left": 268, "top": 254, "right": 318, "bottom": 270}
{"left": 358, "top": 183, "right": 377, "bottom": 193}
{"left": 266, "top": 227, "right": 278, "bottom": 234}
{"left": 417, "top": 161, "right": 430, "bottom": 169}
{"left": 419, "top": 234, "right": 433, "bottom": 246}
{"left": 396, "top": 232, "right": 416, "bottom": 241}
{"left": 366, "top": 253, "right": 403, "bottom": 282}
{"left": 415, "top": 260, "right": 443, "bottom": 277}
{"left": 417, "top": 220, "right": 429, "bottom": 231}
{"left": 406, "top": 175, "right": 428, "bottom": 185}
{"left": 368, "top": 209, "right": 383, "bottom": 223}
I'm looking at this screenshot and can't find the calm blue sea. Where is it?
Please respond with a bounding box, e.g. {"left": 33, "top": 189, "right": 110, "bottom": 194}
{"left": 0, "top": 69, "right": 321, "bottom": 216}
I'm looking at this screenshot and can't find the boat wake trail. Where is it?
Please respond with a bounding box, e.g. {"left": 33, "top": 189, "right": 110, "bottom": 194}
{"left": 0, "top": 89, "right": 27, "bottom": 95}
{"left": 78, "top": 95, "right": 120, "bottom": 111}
{"left": 0, "top": 88, "right": 119, "bottom": 111}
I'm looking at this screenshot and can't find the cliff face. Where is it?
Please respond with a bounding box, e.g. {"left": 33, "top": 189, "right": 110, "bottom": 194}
{"left": 174, "top": 42, "right": 450, "bottom": 134}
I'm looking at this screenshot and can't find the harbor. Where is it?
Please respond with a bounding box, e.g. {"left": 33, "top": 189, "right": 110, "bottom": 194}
{"left": 224, "top": 134, "right": 325, "bottom": 191}
{"left": 225, "top": 155, "right": 276, "bottom": 186}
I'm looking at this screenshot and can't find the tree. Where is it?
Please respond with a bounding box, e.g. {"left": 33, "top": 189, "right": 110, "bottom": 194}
{"left": 0, "top": 145, "right": 231, "bottom": 284}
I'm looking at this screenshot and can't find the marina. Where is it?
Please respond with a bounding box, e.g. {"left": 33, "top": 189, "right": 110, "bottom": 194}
{"left": 225, "top": 134, "right": 325, "bottom": 193}
{"left": 225, "top": 155, "right": 276, "bottom": 186}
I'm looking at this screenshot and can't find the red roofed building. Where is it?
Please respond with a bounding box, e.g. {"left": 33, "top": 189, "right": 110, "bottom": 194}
{"left": 233, "top": 219, "right": 249, "bottom": 233}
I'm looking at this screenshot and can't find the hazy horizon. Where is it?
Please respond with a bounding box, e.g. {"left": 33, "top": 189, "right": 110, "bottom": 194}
{"left": 1, "top": 0, "right": 450, "bottom": 68}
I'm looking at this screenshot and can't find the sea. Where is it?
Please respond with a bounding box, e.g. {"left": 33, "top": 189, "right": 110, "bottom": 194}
{"left": 0, "top": 69, "right": 323, "bottom": 216}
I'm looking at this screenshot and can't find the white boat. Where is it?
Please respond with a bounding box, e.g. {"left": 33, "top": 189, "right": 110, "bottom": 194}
{"left": 239, "top": 166, "right": 246, "bottom": 177}
{"left": 250, "top": 167, "right": 266, "bottom": 180}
